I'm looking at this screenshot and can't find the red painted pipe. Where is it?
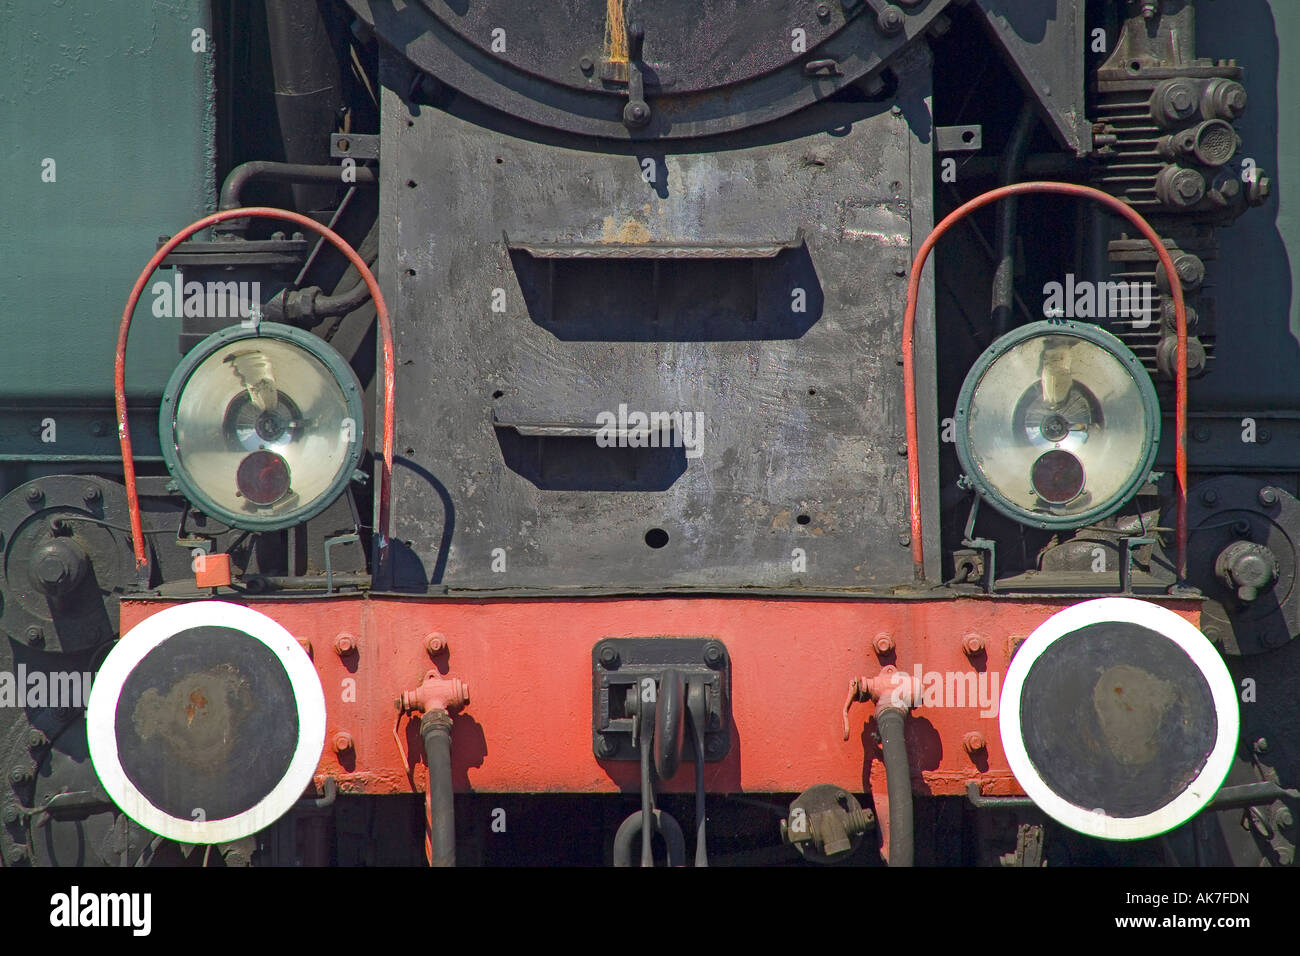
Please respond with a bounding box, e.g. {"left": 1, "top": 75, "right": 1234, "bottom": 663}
{"left": 114, "top": 207, "right": 395, "bottom": 573}
{"left": 903, "top": 182, "right": 1189, "bottom": 582}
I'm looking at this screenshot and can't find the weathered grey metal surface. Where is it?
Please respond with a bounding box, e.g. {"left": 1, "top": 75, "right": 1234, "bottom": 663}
{"left": 378, "top": 46, "right": 939, "bottom": 591}
{"left": 972, "top": 0, "right": 1091, "bottom": 156}
{"left": 346, "top": 0, "right": 956, "bottom": 139}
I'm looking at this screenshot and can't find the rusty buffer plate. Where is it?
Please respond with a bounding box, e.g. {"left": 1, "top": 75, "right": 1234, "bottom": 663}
{"left": 87, "top": 602, "right": 325, "bottom": 844}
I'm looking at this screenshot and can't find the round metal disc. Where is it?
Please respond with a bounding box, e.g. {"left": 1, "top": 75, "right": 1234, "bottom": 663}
{"left": 87, "top": 602, "right": 325, "bottom": 844}
{"left": 999, "top": 598, "right": 1238, "bottom": 840}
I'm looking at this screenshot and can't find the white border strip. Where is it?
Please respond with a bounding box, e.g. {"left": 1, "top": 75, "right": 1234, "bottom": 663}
{"left": 87, "top": 602, "right": 325, "bottom": 845}
{"left": 999, "top": 597, "right": 1238, "bottom": 841}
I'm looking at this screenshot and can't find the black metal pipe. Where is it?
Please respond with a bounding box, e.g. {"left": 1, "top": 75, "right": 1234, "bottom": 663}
{"left": 420, "top": 709, "right": 456, "bottom": 867}
{"left": 241, "top": 572, "right": 371, "bottom": 592}
{"left": 1208, "top": 781, "right": 1300, "bottom": 810}
{"left": 876, "top": 707, "right": 914, "bottom": 867}
{"left": 219, "top": 161, "right": 377, "bottom": 213}
{"left": 264, "top": 0, "right": 344, "bottom": 213}
{"left": 990, "top": 101, "right": 1038, "bottom": 338}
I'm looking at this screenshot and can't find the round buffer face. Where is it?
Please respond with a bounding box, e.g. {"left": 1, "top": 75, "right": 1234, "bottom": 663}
{"left": 999, "top": 598, "right": 1239, "bottom": 841}
{"left": 87, "top": 602, "right": 325, "bottom": 844}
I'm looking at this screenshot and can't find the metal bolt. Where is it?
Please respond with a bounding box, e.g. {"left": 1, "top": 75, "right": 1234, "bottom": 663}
{"left": 873, "top": 633, "right": 895, "bottom": 655}
{"left": 579, "top": 56, "right": 594, "bottom": 74}
{"left": 962, "top": 634, "right": 985, "bottom": 656}
{"left": 336, "top": 137, "right": 350, "bottom": 152}
{"left": 891, "top": 104, "right": 903, "bottom": 116}
{"left": 334, "top": 633, "right": 357, "bottom": 656}
{"left": 426, "top": 633, "right": 447, "bottom": 656}
{"left": 1201, "top": 488, "right": 1219, "bottom": 506}
{"left": 1173, "top": 254, "right": 1204, "bottom": 288}
{"left": 706, "top": 735, "right": 726, "bottom": 757}
{"left": 816, "top": 2, "right": 830, "bottom": 18}
{"left": 1141, "top": 1, "right": 1158, "bottom": 19}
{"left": 598, "top": 643, "right": 620, "bottom": 668}
{"left": 1174, "top": 171, "right": 1201, "bottom": 200}
{"left": 1259, "top": 428, "right": 1272, "bottom": 444}
{"left": 962, "top": 732, "right": 986, "bottom": 753}
{"left": 332, "top": 732, "right": 354, "bottom": 754}
{"left": 82, "top": 485, "right": 101, "bottom": 504}
{"left": 595, "top": 734, "right": 617, "bottom": 757}
{"left": 898, "top": 532, "right": 911, "bottom": 546}
{"left": 25, "top": 626, "right": 44, "bottom": 648}
{"left": 1, "top": 804, "right": 18, "bottom": 825}
{"left": 1259, "top": 487, "right": 1279, "bottom": 507}
{"left": 1193, "top": 425, "right": 1211, "bottom": 443}
{"left": 877, "top": 5, "right": 905, "bottom": 35}
{"left": 704, "top": 643, "right": 725, "bottom": 668}
{"left": 1254, "top": 737, "right": 1269, "bottom": 755}
{"left": 1278, "top": 846, "right": 1295, "bottom": 866}
{"left": 897, "top": 442, "right": 909, "bottom": 456}
{"left": 9, "top": 766, "right": 32, "bottom": 786}
{"left": 25, "top": 487, "right": 42, "bottom": 506}
{"left": 5, "top": 845, "right": 27, "bottom": 865}
{"left": 1273, "top": 807, "right": 1294, "bottom": 830}
{"left": 26, "top": 730, "right": 46, "bottom": 751}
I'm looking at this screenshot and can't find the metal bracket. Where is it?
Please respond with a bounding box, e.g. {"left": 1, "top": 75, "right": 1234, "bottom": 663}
{"left": 330, "top": 133, "right": 379, "bottom": 161}
{"left": 966, "top": 782, "right": 1035, "bottom": 809}
{"left": 1120, "top": 535, "right": 1155, "bottom": 594}
{"left": 936, "top": 124, "right": 983, "bottom": 152}
{"left": 592, "top": 638, "right": 731, "bottom": 762}
{"left": 325, "top": 533, "right": 361, "bottom": 593}
{"left": 961, "top": 493, "right": 998, "bottom": 593}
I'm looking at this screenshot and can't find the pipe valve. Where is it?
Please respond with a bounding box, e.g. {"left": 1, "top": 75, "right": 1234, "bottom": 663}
{"left": 842, "top": 665, "right": 918, "bottom": 740}
{"left": 398, "top": 670, "right": 470, "bottom": 714}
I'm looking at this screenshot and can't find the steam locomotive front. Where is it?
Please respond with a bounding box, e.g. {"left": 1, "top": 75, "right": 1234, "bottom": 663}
{"left": 2, "top": 0, "right": 1293, "bottom": 869}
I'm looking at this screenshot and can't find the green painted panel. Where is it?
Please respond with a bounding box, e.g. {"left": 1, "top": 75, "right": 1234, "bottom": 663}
{"left": 0, "top": 0, "right": 216, "bottom": 403}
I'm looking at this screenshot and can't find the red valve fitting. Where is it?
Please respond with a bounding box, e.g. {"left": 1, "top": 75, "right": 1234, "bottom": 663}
{"left": 842, "top": 665, "right": 919, "bottom": 740}
{"left": 398, "top": 670, "right": 470, "bottom": 714}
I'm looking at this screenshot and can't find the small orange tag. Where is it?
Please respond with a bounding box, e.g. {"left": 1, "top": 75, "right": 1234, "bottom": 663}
{"left": 195, "top": 552, "right": 232, "bottom": 588}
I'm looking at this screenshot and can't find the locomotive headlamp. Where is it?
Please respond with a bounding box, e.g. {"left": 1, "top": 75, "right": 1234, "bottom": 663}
{"left": 954, "top": 321, "right": 1159, "bottom": 530}
{"left": 160, "top": 324, "right": 364, "bottom": 531}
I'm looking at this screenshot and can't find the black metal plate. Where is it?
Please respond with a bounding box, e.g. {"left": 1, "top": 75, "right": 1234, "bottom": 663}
{"left": 350, "top": 0, "right": 956, "bottom": 138}
{"left": 592, "top": 637, "right": 730, "bottom": 762}
{"left": 114, "top": 626, "right": 299, "bottom": 822}
{"left": 1020, "top": 621, "right": 1216, "bottom": 818}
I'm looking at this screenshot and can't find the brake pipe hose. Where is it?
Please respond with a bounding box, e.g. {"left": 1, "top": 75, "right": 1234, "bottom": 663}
{"left": 903, "top": 182, "right": 1189, "bottom": 582}
{"left": 114, "top": 207, "right": 395, "bottom": 574}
